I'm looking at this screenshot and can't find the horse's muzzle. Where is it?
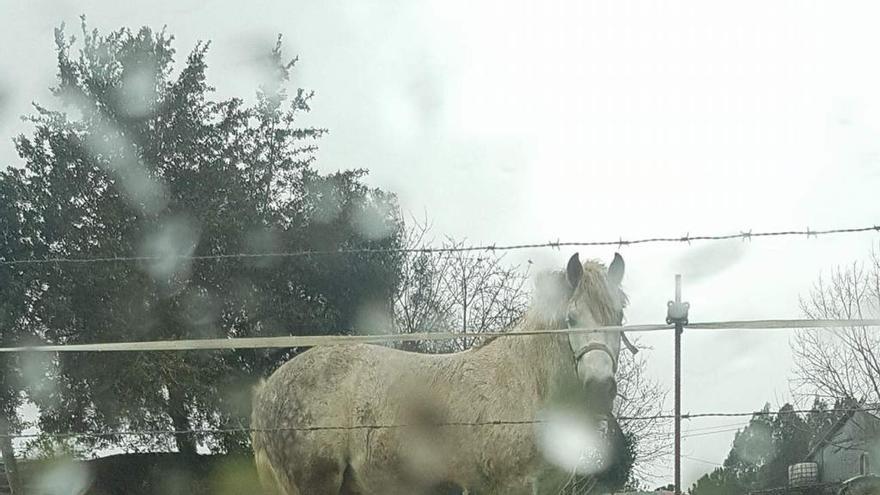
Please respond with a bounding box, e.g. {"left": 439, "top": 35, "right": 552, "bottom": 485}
{"left": 583, "top": 376, "right": 617, "bottom": 414}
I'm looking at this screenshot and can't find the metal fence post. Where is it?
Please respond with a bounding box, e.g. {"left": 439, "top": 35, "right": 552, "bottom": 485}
{"left": 667, "top": 275, "right": 689, "bottom": 495}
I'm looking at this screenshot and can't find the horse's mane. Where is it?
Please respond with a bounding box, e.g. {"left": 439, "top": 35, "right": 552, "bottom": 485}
{"left": 471, "top": 259, "right": 627, "bottom": 350}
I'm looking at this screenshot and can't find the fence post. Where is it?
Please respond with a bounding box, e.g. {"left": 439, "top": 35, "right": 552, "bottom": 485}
{"left": 667, "top": 275, "right": 689, "bottom": 495}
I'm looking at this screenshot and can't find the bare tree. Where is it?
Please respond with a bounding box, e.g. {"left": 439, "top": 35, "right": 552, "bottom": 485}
{"left": 393, "top": 219, "right": 531, "bottom": 353}
{"left": 614, "top": 344, "right": 672, "bottom": 484}
{"left": 792, "top": 247, "right": 880, "bottom": 405}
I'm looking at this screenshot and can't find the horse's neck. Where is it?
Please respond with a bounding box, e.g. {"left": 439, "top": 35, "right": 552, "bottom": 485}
{"left": 508, "top": 307, "right": 564, "bottom": 339}
{"left": 483, "top": 310, "right": 572, "bottom": 381}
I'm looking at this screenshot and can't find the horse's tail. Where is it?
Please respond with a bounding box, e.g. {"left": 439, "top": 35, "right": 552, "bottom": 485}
{"left": 252, "top": 379, "right": 296, "bottom": 495}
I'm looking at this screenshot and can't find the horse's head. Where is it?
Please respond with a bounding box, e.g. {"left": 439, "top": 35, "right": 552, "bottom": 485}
{"left": 560, "top": 252, "right": 628, "bottom": 412}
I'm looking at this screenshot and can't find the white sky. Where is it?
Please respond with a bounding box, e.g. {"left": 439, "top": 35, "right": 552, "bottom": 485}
{"left": 4, "top": 0, "right": 880, "bottom": 488}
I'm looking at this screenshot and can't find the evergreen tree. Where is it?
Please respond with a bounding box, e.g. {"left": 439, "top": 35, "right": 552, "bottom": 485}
{"left": 690, "top": 402, "right": 839, "bottom": 495}
{"left": 759, "top": 404, "right": 810, "bottom": 489}
{"left": 0, "top": 167, "right": 41, "bottom": 494}
{"left": 689, "top": 467, "right": 748, "bottom": 495}
{"left": 7, "top": 19, "right": 403, "bottom": 455}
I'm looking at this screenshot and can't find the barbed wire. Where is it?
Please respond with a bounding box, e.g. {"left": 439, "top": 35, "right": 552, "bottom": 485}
{"left": 1, "top": 224, "right": 878, "bottom": 266}
{"left": 4, "top": 406, "right": 877, "bottom": 440}
{"left": 673, "top": 405, "right": 880, "bottom": 420}
{"left": 680, "top": 426, "right": 743, "bottom": 439}
{"left": 2, "top": 318, "right": 879, "bottom": 353}
{"left": 681, "top": 421, "right": 749, "bottom": 433}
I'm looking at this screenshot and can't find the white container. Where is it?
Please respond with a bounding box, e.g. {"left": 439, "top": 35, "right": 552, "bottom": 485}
{"left": 789, "top": 462, "right": 819, "bottom": 486}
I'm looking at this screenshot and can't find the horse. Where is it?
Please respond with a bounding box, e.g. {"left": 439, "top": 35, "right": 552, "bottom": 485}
{"left": 251, "top": 252, "right": 630, "bottom": 495}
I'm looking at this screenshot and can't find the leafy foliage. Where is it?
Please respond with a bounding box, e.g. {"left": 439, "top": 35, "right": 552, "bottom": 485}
{"left": 0, "top": 159, "right": 42, "bottom": 494}
{"left": 557, "top": 417, "right": 638, "bottom": 494}
{"left": 595, "top": 418, "right": 639, "bottom": 492}
{"left": 0, "top": 167, "right": 39, "bottom": 427}
{"left": 5, "top": 20, "right": 403, "bottom": 454}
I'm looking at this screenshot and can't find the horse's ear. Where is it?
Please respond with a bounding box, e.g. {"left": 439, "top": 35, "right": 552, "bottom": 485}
{"left": 566, "top": 253, "right": 583, "bottom": 288}
{"left": 608, "top": 252, "right": 625, "bottom": 286}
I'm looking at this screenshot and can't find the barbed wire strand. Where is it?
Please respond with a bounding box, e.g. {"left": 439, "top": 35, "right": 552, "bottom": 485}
{"left": 2, "top": 318, "right": 880, "bottom": 353}
{"left": 3, "top": 406, "right": 878, "bottom": 440}
{"left": 681, "top": 421, "right": 750, "bottom": 433}
{"left": 1, "top": 224, "right": 879, "bottom": 266}
{"left": 680, "top": 427, "right": 744, "bottom": 439}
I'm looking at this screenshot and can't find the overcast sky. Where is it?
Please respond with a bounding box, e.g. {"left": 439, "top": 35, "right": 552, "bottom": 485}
{"left": 3, "top": 0, "right": 880, "bottom": 488}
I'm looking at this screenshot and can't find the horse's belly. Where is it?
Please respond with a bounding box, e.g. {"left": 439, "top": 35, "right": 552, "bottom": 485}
{"left": 348, "top": 422, "right": 547, "bottom": 494}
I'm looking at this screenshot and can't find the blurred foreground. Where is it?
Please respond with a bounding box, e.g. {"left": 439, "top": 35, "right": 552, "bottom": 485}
{"left": 0, "top": 453, "right": 262, "bottom": 495}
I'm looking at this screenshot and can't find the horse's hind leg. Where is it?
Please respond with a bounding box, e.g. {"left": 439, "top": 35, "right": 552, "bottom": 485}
{"left": 254, "top": 450, "right": 344, "bottom": 495}
{"left": 290, "top": 458, "right": 346, "bottom": 495}
{"left": 339, "top": 463, "right": 367, "bottom": 495}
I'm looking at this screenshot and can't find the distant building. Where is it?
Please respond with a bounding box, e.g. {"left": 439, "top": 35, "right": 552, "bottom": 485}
{"left": 807, "top": 409, "right": 880, "bottom": 483}
{"left": 750, "top": 408, "right": 880, "bottom": 495}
